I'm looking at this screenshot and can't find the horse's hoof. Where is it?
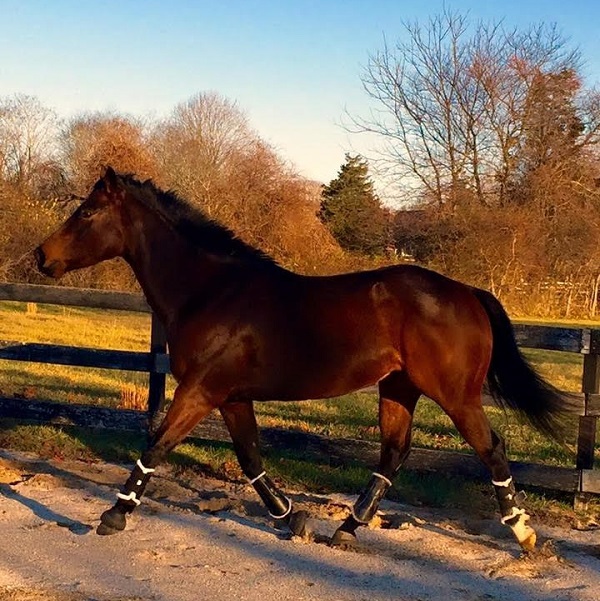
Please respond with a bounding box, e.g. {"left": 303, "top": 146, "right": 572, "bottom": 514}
{"left": 519, "top": 530, "right": 537, "bottom": 553}
{"left": 287, "top": 510, "right": 309, "bottom": 538}
{"left": 98, "top": 507, "right": 127, "bottom": 533}
{"left": 96, "top": 522, "right": 121, "bottom": 536}
{"left": 509, "top": 514, "right": 537, "bottom": 553}
{"left": 330, "top": 528, "right": 360, "bottom": 550}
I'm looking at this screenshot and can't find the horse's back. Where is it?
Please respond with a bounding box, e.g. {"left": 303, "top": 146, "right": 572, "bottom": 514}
{"left": 250, "top": 264, "right": 493, "bottom": 400}
{"left": 291, "top": 263, "right": 488, "bottom": 328}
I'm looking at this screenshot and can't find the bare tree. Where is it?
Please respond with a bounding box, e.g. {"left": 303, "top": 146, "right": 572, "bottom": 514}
{"left": 0, "top": 94, "right": 59, "bottom": 193}
{"left": 61, "top": 112, "right": 157, "bottom": 194}
{"left": 151, "top": 91, "right": 254, "bottom": 215}
{"left": 355, "top": 12, "right": 472, "bottom": 207}
{"left": 353, "top": 11, "right": 585, "bottom": 209}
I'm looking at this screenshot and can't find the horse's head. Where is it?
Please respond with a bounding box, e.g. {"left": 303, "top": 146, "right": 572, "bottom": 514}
{"left": 35, "top": 167, "right": 127, "bottom": 278}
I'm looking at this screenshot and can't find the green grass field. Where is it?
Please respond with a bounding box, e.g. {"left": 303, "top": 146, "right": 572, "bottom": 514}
{"left": 0, "top": 300, "right": 598, "bottom": 517}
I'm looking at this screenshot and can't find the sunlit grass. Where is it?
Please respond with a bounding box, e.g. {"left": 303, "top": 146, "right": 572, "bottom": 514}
{"left": 0, "top": 301, "right": 150, "bottom": 350}
{"left": 522, "top": 348, "right": 583, "bottom": 393}
{"left": 256, "top": 394, "right": 581, "bottom": 467}
{"left": 0, "top": 420, "right": 144, "bottom": 463}
{"left": 257, "top": 394, "right": 377, "bottom": 438}
{"left": 0, "top": 360, "right": 149, "bottom": 407}
{"left": 0, "top": 301, "right": 168, "bottom": 407}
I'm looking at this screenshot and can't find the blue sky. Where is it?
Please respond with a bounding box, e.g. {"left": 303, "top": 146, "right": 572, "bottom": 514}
{"left": 1, "top": 0, "right": 600, "bottom": 186}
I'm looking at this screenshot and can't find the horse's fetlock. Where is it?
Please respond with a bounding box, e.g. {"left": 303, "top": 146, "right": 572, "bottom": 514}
{"left": 352, "top": 472, "right": 391, "bottom": 524}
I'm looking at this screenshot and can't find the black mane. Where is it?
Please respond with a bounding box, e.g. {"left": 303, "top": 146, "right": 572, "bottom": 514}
{"left": 116, "top": 173, "right": 279, "bottom": 268}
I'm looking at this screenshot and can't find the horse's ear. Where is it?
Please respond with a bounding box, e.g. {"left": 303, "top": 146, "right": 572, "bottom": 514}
{"left": 102, "top": 166, "right": 121, "bottom": 194}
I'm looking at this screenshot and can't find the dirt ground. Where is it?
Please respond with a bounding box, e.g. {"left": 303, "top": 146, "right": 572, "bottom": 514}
{"left": 1, "top": 450, "right": 600, "bottom": 601}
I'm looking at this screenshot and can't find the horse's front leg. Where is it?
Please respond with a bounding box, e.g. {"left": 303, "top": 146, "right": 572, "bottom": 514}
{"left": 97, "top": 377, "right": 218, "bottom": 534}
{"left": 220, "top": 401, "right": 308, "bottom": 537}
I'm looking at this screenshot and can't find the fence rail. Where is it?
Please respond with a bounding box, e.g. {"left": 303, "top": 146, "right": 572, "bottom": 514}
{"left": 0, "top": 283, "right": 168, "bottom": 430}
{"left": 0, "top": 283, "right": 598, "bottom": 497}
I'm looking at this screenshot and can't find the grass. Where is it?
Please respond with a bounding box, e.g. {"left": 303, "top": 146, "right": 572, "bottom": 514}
{"left": 0, "top": 299, "right": 598, "bottom": 518}
{"left": 0, "top": 301, "right": 151, "bottom": 350}
{"left": 0, "top": 301, "right": 165, "bottom": 407}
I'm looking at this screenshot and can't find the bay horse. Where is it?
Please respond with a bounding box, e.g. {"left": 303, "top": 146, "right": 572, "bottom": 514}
{"left": 35, "top": 167, "right": 570, "bottom": 552}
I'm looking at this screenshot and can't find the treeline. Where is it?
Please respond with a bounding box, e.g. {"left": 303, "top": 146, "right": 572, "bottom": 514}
{"left": 3, "top": 11, "right": 600, "bottom": 319}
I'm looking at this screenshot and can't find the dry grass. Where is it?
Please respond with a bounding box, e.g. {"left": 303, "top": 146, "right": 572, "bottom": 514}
{"left": 0, "top": 300, "right": 150, "bottom": 350}
{"left": 0, "top": 300, "right": 168, "bottom": 408}
{"left": 118, "top": 383, "right": 150, "bottom": 410}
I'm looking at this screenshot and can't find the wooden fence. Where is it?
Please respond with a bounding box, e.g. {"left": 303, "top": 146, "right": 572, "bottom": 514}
{"left": 0, "top": 282, "right": 598, "bottom": 498}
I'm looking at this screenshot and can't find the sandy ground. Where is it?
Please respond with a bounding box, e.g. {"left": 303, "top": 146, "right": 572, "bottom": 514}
{"left": 1, "top": 450, "right": 600, "bottom": 601}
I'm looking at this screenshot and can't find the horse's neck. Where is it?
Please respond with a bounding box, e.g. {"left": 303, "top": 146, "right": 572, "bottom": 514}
{"left": 122, "top": 206, "right": 220, "bottom": 327}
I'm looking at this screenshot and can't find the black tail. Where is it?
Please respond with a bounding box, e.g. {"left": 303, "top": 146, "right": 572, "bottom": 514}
{"left": 472, "top": 287, "right": 573, "bottom": 443}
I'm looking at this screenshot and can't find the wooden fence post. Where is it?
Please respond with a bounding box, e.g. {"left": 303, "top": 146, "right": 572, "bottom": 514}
{"left": 147, "top": 312, "right": 168, "bottom": 437}
{"left": 576, "top": 333, "right": 600, "bottom": 509}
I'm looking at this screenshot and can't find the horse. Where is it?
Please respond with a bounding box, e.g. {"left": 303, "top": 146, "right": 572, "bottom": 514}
{"left": 34, "top": 167, "right": 570, "bottom": 552}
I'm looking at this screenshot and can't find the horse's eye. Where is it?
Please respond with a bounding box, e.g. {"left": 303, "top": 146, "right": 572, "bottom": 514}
{"left": 80, "top": 208, "right": 95, "bottom": 219}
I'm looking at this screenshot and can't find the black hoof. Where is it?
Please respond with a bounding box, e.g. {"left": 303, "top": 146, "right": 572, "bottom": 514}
{"left": 96, "top": 522, "right": 121, "bottom": 536}
{"left": 330, "top": 528, "right": 360, "bottom": 550}
{"left": 287, "top": 510, "right": 309, "bottom": 538}
{"left": 98, "top": 507, "right": 127, "bottom": 535}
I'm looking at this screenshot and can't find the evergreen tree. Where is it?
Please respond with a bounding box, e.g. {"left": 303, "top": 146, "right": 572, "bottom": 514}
{"left": 319, "top": 154, "right": 388, "bottom": 255}
{"left": 508, "top": 68, "right": 586, "bottom": 213}
{"left": 519, "top": 69, "right": 584, "bottom": 173}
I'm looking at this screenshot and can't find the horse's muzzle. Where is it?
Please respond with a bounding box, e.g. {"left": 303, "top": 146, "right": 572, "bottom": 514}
{"left": 34, "top": 246, "right": 63, "bottom": 278}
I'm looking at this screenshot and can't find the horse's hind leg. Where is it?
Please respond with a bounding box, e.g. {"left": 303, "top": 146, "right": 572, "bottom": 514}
{"left": 220, "top": 401, "right": 308, "bottom": 536}
{"left": 332, "top": 371, "right": 420, "bottom": 548}
{"left": 97, "top": 377, "right": 217, "bottom": 535}
{"left": 446, "top": 402, "right": 536, "bottom": 552}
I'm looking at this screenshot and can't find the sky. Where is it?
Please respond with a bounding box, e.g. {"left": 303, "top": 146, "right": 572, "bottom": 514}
{"left": 2, "top": 0, "right": 600, "bottom": 189}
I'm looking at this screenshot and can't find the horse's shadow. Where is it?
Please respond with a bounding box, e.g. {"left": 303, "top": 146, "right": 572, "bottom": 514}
{"left": 0, "top": 482, "right": 93, "bottom": 535}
